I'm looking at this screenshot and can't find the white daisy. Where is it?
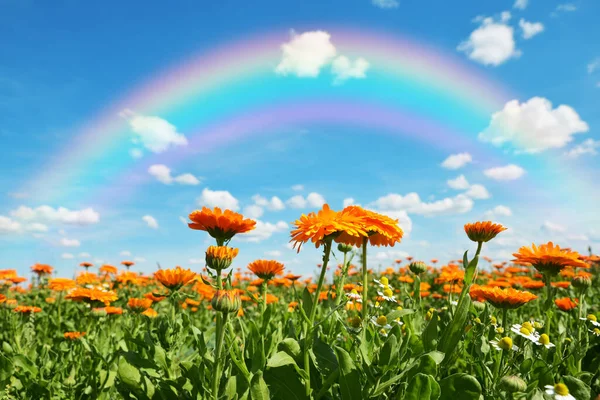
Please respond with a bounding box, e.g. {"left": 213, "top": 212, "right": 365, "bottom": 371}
{"left": 544, "top": 383, "right": 575, "bottom": 400}
{"left": 580, "top": 315, "right": 600, "bottom": 327}
{"left": 536, "top": 334, "right": 555, "bottom": 349}
{"left": 377, "top": 290, "right": 398, "bottom": 303}
{"left": 589, "top": 328, "right": 600, "bottom": 337}
{"left": 345, "top": 290, "right": 362, "bottom": 302}
{"left": 371, "top": 315, "right": 392, "bottom": 330}
{"left": 489, "top": 338, "right": 519, "bottom": 352}
{"left": 511, "top": 323, "right": 540, "bottom": 344}
{"left": 374, "top": 278, "right": 393, "bottom": 290}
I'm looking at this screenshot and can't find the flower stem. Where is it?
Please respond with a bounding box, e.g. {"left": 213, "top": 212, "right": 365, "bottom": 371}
{"left": 213, "top": 312, "right": 229, "bottom": 400}
{"left": 543, "top": 273, "right": 554, "bottom": 333}
{"left": 361, "top": 237, "right": 368, "bottom": 322}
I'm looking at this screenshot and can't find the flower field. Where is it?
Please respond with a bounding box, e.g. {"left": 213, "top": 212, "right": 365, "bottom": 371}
{"left": 1, "top": 205, "right": 599, "bottom": 400}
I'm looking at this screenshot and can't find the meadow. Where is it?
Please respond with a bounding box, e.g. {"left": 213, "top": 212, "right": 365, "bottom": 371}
{"left": 0, "top": 204, "right": 598, "bottom": 400}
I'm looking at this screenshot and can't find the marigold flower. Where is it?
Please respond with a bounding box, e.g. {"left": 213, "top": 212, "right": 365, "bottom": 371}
{"left": 336, "top": 206, "right": 404, "bottom": 247}
{"left": 188, "top": 207, "right": 256, "bottom": 242}
{"left": 555, "top": 297, "right": 578, "bottom": 311}
{"left": 247, "top": 260, "right": 285, "bottom": 281}
{"left": 521, "top": 280, "right": 545, "bottom": 290}
{"left": 9, "top": 276, "right": 26, "bottom": 284}
{"left": 104, "top": 306, "right": 123, "bottom": 315}
{"left": 76, "top": 272, "right": 99, "bottom": 286}
{"left": 0, "top": 294, "right": 6, "bottom": 303}
{"left": 116, "top": 271, "right": 139, "bottom": 285}
{"left": 121, "top": 261, "right": 135, "bottom": 269}
{"left": 154, "top": 266, "right": 196, "bottom": 291}
{"left": 513, "top": 242, "right": 588, "bottom": 275}
{"left": 66, "top": 287, "right": 118, "bottom": 305}
{"left": 14, "top": 306, "right": 42, "bottom": 314}
{"left": 284, "top": 273, "right": 301, "bottom": 281}
{"left": 127, "top": 298, "right": 153, "bottom": 312}
{"left": 48, "top": 278, "right": 76, "bottom": 292}
{"left": 469, "top": 285, "right": 538, "bottom": 309}
{"left": 144, "top": 292, "right": 166, "bottom": 302}
{"left": 31, "top": 264, "right": 53, "bottom": 275}
{"left": 205, "top": 246, "right": 239, "bottom": 271}
{"left": 80, "top": 262, "right": 93, "bottom": 269}
{"left": 464, "top": 221, "right": 507, "bottom": 243}
{"left": 142, "top": 308, "right": 158, "bottom": 318}
{"left": 100, "top": 264, "right": 118, "bottom": 275}
{"left": 0, "top": 269, "right": 17, "bottom": 280}
{"left": 211, "top": 289, "right": 242, "bottom": 313}
{"left": 64, "top": 332, "right": 85, "bottom": 340}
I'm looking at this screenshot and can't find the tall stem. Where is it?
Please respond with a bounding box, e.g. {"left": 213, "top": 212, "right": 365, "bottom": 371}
{"left": 213, "top": 312, "right": 229, "bottom": 400}
{"left": 361, "top": 237, "right": 368, "bottom": 322}
{"left": 334, "top": 252, "right": 349, "bottom": 307}
{"left": 543, "top": 273, "right": 554, "bottom": 334}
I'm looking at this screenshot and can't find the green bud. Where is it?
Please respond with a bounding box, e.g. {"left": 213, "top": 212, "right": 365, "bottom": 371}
{"left": 408, "top": 261, "right": 427, "bottom": 275}
{"left": 211, "top": 290, "right": 241, "bottom": 314}
{"left": 499, "top": 375, "right": 527, "bottom": 393}
{"left": 337, "top": 243, "right": 353, "bottom": 253}
{"left": 572, "top": 276, "right": 591, "bottom": 289}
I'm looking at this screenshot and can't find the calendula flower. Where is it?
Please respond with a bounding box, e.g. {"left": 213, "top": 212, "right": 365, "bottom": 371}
{"left": 14, "top": 305, "right": 42, "bottom": 314}
{"left": 512, "top": 242, "right": 588, "bottom": 275}
{"left": 76, "top": 272, "right": 99, "bottom": 286}
{"left": 154, "top": 267, "right": 196, "bottom": 291}
{"left": 144, "top": 292, "right": 166, "bottom": 302}
{"left": 31, "top": 264, "right": 53, "bottom": 275}
{"left": 66, "top": 287, "right": 118, "bottom": 305}
{"left": 188, "top": 207, "right": 256, "bottom": 242}
{"left": 371, "top": 315, "right": 392, "bottom": 329}
{"left": 79, "top": 262, "right": 93, "bottom": 269}
{"left": 205, "top": 246, "right": 239, "bottom": 271}
{"left": 284, "top": 273, "right": 301, "bottom": 281}
{"left": 141, "top": 308, "right": 158, "bottom": 318}
{"left": 211, "top": 289, "right": 242, "bottom": 314}
{"left": 127, "top": 298, "right": 153, "bottom": 312}
{"left": 100, "top": 264, "right": 118, "bottom": 275}
{"left": 0, "top": 294, "right": 6, "bottom": 303}
{"left": 247, "top": 260, "right": 284, "bottom": 281}
{"left": 0, "top": 269, "right": 17, "bottom": 280}
{"left": 48, "top": 278, "right": 76, "bottom": 292}
{"left": 104, "top": 306, "right": 123, "bottom": 315}
{"left": 464, "top": 221, "right": 507, "bottom": 243}
{"left": 64, "top": 332, "right": 86, "bottom": 340}
{"left": 490, "top": 337, "right": 519, "bottom": 351}
{"left": 544, "top": 383, "right": 575, "bottom": 400}
{"left": 555, "top": 297, "right": 578, "bottom": 311}
{"left": 9, "top": 276, "right": 26, "bottom": 284}
{"left": 121, "top": 261, "right": 135, "bottom": 269}
{"left": 116, "top": 271, "right": 139, "bottom": 285}
{"left": 469, "top": 285, "right": 538, "bottom": 309}
{"left": 336, "top": 206, "right": 404, "bottom": 247}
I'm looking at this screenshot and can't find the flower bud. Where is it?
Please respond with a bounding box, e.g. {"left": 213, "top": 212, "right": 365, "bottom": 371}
{"left": 572, "top": 276, "right": 591, "bottom": 289}
{"left": 499, "top": 375, "right": 527, "bottom": 393}
{"left": 205, "top": 246, "right": 239, "bottom": 271}
{"left": 337, "top": 243, "right": 353, "bottom": 253}
{"left": 473, "top": 301, "right": 485, "bottom": 312}
{"left": 211, "top": 290, "right": 241, "bottom": 314}
{"left": 349, "top": 316, "right": 362, "bottom": 328}
{"left": 409, "top": 261, "right": 427, "bottom": 275}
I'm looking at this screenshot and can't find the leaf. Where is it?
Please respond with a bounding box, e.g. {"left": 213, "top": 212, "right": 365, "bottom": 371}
{"left": 154, "top": 345, "right": 168, "bottom": 372}
{"left": 334, "top": 346, "right": 362, "bottom": 400}
{"left": 12, "top": 355, "right": 38, "bottom": 377}
{"left": 439, "top": 373, "right": 481, "bottom": 400}
{"left": 264, "top": 365, "right": 308, "bottom": 400}
{"left": 406, "top": 354, "right": 439, "bottom": 383}
{"left": 267, "top": 352, "right": 297, "bottom": 369}
{"left": 437, "top": 294, "right": 471, "bottom": 361}
{"left": 422, "top": 316, "right": 438, "bottom": 352}
{"left": 385, "top": 309, "right": 415, "bottom": 321}
{"left": 250, "top": 371, "right": 270, "bottom": 400}
{"left": 312, "top": 335, "right": 338, "bottom": 377}
{"left": 405, "top": 374, "right": 441, "bottom": 400}
{"left": 278, "top": 338, "right": 301, "bottom": 360}
{"left": 530, "top": 360, "right": 554, "bottom": 389}
{"left": 302, "top": 287, "right": 313, "bottom": 320}
{"left": 378, "top": 334, "right": 397, "bottom": 366}
{"left": 117, "top": 357, "right": 141, "bottom": 390}
{"left": 563, "top": 376, "right": 591, "bottom": 400}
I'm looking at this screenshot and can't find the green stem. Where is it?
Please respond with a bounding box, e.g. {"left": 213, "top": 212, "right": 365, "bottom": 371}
{"left": 213, "top": 312, "right": 229, "bottom": 400}
{"left": 261, "top": 282, "right": 268, "bottom": 315}
{"left": 502, "top": 308, "right": 508, "bottom": 335}
{"left": 543, "top": 273, "right": 554, "bottom": 334}
{"left": 334, "top": 252, "right": 349, "bottom": 307}
{"left": 361, "top": 237, "right": 368, "bottom": 322}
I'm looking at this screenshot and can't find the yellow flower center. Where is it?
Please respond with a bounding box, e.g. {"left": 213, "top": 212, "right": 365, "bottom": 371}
{"left": 380, "top": 277, "right": 389, "bottom": 285}
{"left": 520, "top": 327, "right": 531, "bottom": 336}
{"left": 375, "top": 301, "right": 380, "bottom": 307}
{"left": 376, "top": 316, "right": 387, "bottom": 325}
{"left": 539, "top": 334, "right": 550, "bottom": 345}
{"left": 522, "top": 322, "right": 533, "bottom": 331}
{"left": 474, "top": 317, "right": 481, "bottom": 324}
{"left": 396, "top": 306, "right": 403, "bottom": 310}
{"left": 379, "top": 328, "right": 387, "bottom": 335}
{"left": 588, "top": 314, "right": 597, "bottom": 322}
{"left": 496, "top": 327, "right": 504, "bottom": 334}
{"left": 593, "top": 328, "right": 600, "bottom": 335}
{"left": 383, "top": 289, "right": 394, "bottom": 297}
{"left": 490, "top": 316, "right": 497, "bottom": 325}
{"left": 533, "top": 321, "right": 542, "bottom": 329}
{"left": 498, "top": 337, "right": 513, "bottom": 351}
{"left": 554, "top": 383, "right": 569, "bottom": 396}
{"left": 351, "top": 289, "right": 358, "bottom": 295}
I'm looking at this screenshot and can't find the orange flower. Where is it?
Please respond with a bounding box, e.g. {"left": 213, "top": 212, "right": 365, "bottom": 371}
{"left": 521, "top": 280, "right": 545, "bottom": 290}
{"left": 469, "top": 285, "right": 538, "bottom": 309}
{"left": 127, "top": 298, "right": 153, "bottom": 312}
{"left": 31, "top": 264, "right": 53, "bottom": 275}
{"left": 0, "top": 294, "right": 6, "bottom": 303}
{"left": 80, "top": 262, "right": 93, "bottom": 268}
{"left": 154, "top": 267, "right": 196, "bottom": 291}
{"left": 464, "top": 221, "right": 507, "bottom": 243}
{"left": 284, "top": 273, "right": 302, "bottom": 281}
{"left": 14, "top": 306, "right": 42, "bottom": 314}
{"left": 104, "top": 306, "right": 123, "bottom": 315}
{"left": 205, "top": 246, "right": 239, "bottom": 270}
{"left": 48, "top": 278, "right": 76, "bottom": 291}
{"left": 0, "top": 269, "right": 17, "bottom": 280}
{"left": 45, "top": 297, "right": 56, "bottom": 304}
{"left": 337, "top": 206, "right": 404, "bottom": 247}
{"left": 9, "top": 276, "right": 26, "bottom": 284}
{"left": 76, "top": 272, "right": 99, "bottom": 286}
{"left": 65, "top": 287, "right": 118, "bottom": 305}
{"left": 247, "top": 260, "right": 285, "bottom": 281}
{"left": 551, "top": 281, "right": 571, "bottom": 289}
{"left": 555, "top": 297, "right": 578, "bottom": 311}
{"left": 141, "top": 308, "right": 158, "bottom": 318}
{"left": 64, "top": 332, "right": 86, "bottom": 340}
{"left": 513, "top": 242, "right": 588, "bottom": 275}
{"left": 100, "top": 264, "right": 118, "bottom": 275}
{"left": 188, "top": 207, "right": 256, "bottom": 242}
{"left": 121, "top": 261, "right": 135, "bottom": 268}
{"left": 116, "top": 271, "right": 139, "bottom": 285}
{"left": 144, "top": 292, "right": 166, "bottom": 302}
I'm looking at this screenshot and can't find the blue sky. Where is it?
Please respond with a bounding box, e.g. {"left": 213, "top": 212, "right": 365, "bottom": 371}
{"left": 1, "top": 0, "right": 599, "bottom": 279}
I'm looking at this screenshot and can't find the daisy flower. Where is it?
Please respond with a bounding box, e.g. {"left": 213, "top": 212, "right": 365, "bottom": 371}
{"left": 536, "top": 334, "right": 556, "bottom": 349}
{"left": 377, "top": 286, "right": 397, "bottom": 303}
{"left": 370, "top": 301, "right": 382, "bottom": 310}
{"left": 379, "top": 328, "right": 388, "bottom": 337}
{"left": 346, "top": 289, "right": 362, "bottom": 302}
{"left": 511, "top": 323, "right": 540, "bottom": 344}
{"left": 544, "top": 383, "right": 575, "bottom": 400}
{"left": 371, "top": 315, "right": 392, "bottom": 330}
{"left": 580, "top": 314, "right": 600, "bottom": 327}
{"left": 374, "top": 277, "right": 393, "bottom": 289}
{"left": 490, "top": 337, "right": 519, "bottom": 352}
{"left": 590, "top": 328, "right": 600, "bottom": 337}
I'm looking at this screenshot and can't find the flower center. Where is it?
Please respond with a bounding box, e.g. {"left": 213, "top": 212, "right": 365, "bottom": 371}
{"left": 554, "top": 383, "right": 569, "bottom": 396}
{"left": 539, "top": 334, "right": 550, "bottom": 345}
{"left": 522, "top": 321, "right": 533, "bottom": 331}
{"left": 588, "top": 314, "right": 597, "bottom": 322}
{"left": 520, "top": 327, "right": 531, "bottom": 336}
{"left": 383, "top": 289, "right": 393, "bottom": 297}
{"left": 376, "top": 316, "right": 387, "bottom": 325}
{"left": 499, "top": 337, "right": 513, "bottom": 350}
{"left": 380, "top": 277, "right": 389, "bottom": 285}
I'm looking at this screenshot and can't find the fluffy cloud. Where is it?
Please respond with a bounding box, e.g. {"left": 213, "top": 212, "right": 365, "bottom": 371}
{"left": 197, "top": 188, "right": 240, "bottom": 211}
{"left": 60, "top": 238, "right": 80, "bottom": 247}
{"left": 239, "top": 220, "right": 288, "bottom": 242}
{"left": 372, "top": 0, "right": 399, "bottom": 9}
{"left": 441, "top": 153, "right": 472, "bottom": 169}
{"left": 465, "top": 184, "right": 491, "bottom": 199}
{"left": 556, "top": 3, "right": 577, "bottom": 12}
{"left": 275, "top": 31, "right": 369, "bottom": 83}
{"left": 587, "top": 58, "right": 600, "bottom": 74}
{"left": 564, "top": 139, "right": 600, "bottom": 158}
{"left": 374, "top": 250, "right": 409, "bottom": 260}
{"left": 484, "top": 205, "right": 512, "bottom": 218}
{"left": 343, "top": 198, "right": 355, "bottom": 207}
{"left": 447, "top": 175, "right": 470, "bottom": 190}
{"left": 78, "top": 252, "right": 91, "bottom": 258}
{"left": 120, "top": 109, "right": 187, "bottom": 153}
{"left": 286, "top": 192, "right": 326, "bottom": 208}
{"left": 253, "top": 195, "right": 285, "bottom": 211}
{"left": 265, "top": 250, "right": 283, "bottom": 257}
{"left": 142, "top": 215, "right": 159, "bottom": 229}
{"left": 479, "top": 97, "right": 589, "bottom": 152}
{"left": 519, "top": 19, "right": 544, "bottom": 39}
{"left": 484, "top": 164, "right": 525, "bottom": 181}
{"left": 243, "top": 205, "right": 264, "bottom": 219}
{"left": 370, "top": 193, "right": 474, "bottom": 217}
{"left": 457, "top": 15, "right": 519, "bottom": 66}
{"left": 120, "top": 251, "right": 132, "bottom": 256}
{"left": 0, "top": 216, "right": 21, "bottom": 234}
{"left": 10, "top": 206, "right": 100, "bottom": 225}
{"left": 513, "top": 0, "right": 528, "bottom": 9}
{"left": 61, "top": 253, "right": 74, "bottom": 259}
{"left": 541, "top": 221, "right": 566, "bottom": 233}
{"left": 148, "top": 164, "right": 200, "bottom": 185}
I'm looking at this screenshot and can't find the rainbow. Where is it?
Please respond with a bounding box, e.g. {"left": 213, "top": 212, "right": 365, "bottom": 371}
{"left": 25, "top": 27, "right": 582, "bottom": 207}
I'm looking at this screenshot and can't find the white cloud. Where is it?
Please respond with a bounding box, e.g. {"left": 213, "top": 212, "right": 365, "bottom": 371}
{"left": 253, "top": 195, "right": 285, "bottom": 211}
{"left": 120, "top": 250, "right": 132, "bottom": 256}
{"left": 441, "top": 153, "right": 472, "bottom": 169}
{"left": 587, "top": 58, "right": 600, "bottom": 74}
{"left": 556, "top": 3, "right": 577, "bottom": 12}
{"left": 120, "top": 109, "right": 187, "bottom": 153}
{"left": 519, "top": 19, "right": 544, "bottom": 39}
{"left": 198, "top": 188, "right": 240, "bottom": 210}
{"left": 286, "top": 192, "right": 326, "bottom": 208}
{"left": 480, "top": 97, "right": 589, "bottom": 153}
{"left": 130, "top": 149, "right": 143, "bottom": 159}
{"left": 292, "top": 184, "right": 304, "bottom": 191}
{"left": 78, "top": 252, "right": 91, "bottom": 258}
{"left": 239, "top": 220, "right": 288, "bottom": 242}
{"left": 484, "top": 164, "right": 525, "bottom": 181}
{"left": 60, "top": 238, "right": 81, "bottom": 247}
{"left": 372, "top": 0, "right": 399, "bottom": 9}
{"left": 370, "top": 193, "right": 474, "bottom": 217}
{"left": 307, "top": 192, "right": 326, "bottom": 207}
{"left": 286, "top": 195, "right": 307, "bottom": 208}
{"left": 26, "top": 223, "right": 48, "bottom": 232}
{"left": 148, "top": 164, "right": 199, "bottom": 185}
{"left": 243, "top": 205, "right": 264, "bottom": 219}
{"left": 134, "top": 257, "right": 146, "bottom": 263}
{"left": 484, "top": 205, "right": 512, "bottom": 218}
{"left": 457, "top": 16, "right": 519, "bottom": 66}
{"left": 374, "top": 250, "right": 409, "bottom": 261}
{"left": 567, "top": 234, "right": 589, "bottom": 241}
{"left": 275, "top": 31, "right": 337, "bottom": 77}
{"left": 265, "top": 250, "right": 283, "bottom": 257}
{"left": 61, "top": 253, "right": 74, "bottom": 259}
{"left": 10, "top": 205, "right": 100, "bottom": 225}
{"left": 513, "top": 0, "right": 528, "bottom": 10}
{"left": 142, "top": 215, "right": 159, "bottom": 229}
{"left": 564, "top": 139, "right": 600, "bottom": 158}
{"left": 343, "top": 198, "right": 355, "bottom": 207}
{"left": 465, "top": 184, "right": 491, "bottom": 199}
{"left": 331, "top": 56, "right": 370, "bottom": 84}
{"left": 542, "top": 221, "right": 566, "bottom": 233}
{"left": 0, "top": 216, "right": 21, "bottom": 234}
{"left": 447, "top": 175, "right": 470, "bottom": 190}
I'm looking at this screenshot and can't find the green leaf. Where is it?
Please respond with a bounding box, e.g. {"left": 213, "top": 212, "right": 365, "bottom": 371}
{"left": 378, "top": 334, "right": 397, "bottom": 366}
{"left": 312, "top": 335, "right": 338, "bottom": 377}
{"left": 563, "top": 376, "right": 591, "bottom": 400}
{"left": 302, "top": 287, "right": 313, "bottom": 319}
{"left": 530, "top": 360, "right": 554, "bottom": 389}
{"left": 250, "top": 371, "right": 270, "bottom": 400}
{"left": 439, "top": 373, "right": 481, "bottom": 400}
{"left": 264, "top": 365, "right": 308, "bottom": 400}
{"left": 278, "top": 338, "right": 301, "bottom": 360}
{"left": 464, "top": 255, "right": 479, "bottom": 286}
{"left": 385, "top": 309, "right": 415, "bottom": 321}
{"left": 117, "top": 357, "right": 141, "bottom": 390}
{"left": 437, "top": 294, "right": 471, "bottom": 361}
{"left": 2, "top": 342, "right": 13, "bottom": 355}
{"left": 334, "top": 346, "right": 362, "bottom": 400}
{"left": 405, "top": 374, "right": 441, "bottom": 400}
{"left": 422, "top": 316, "right": 439, "bottom": 352}
{"left": 267, "top": 352, "right": 297, "bottom": 369}
{"left": 154, "top": 345, "right": 168, "bottom": 372}
{"left": 99, "top": 370, "right": 117, "bottom": 390}
{"left": 12, "top": 355, "right": 38, "bottom": 377}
